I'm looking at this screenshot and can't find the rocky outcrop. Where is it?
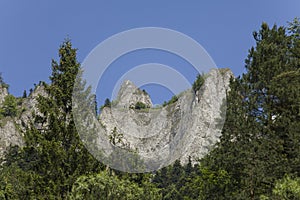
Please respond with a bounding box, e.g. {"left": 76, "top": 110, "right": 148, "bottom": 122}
{"left": 98, "top": 68, "right": 233, "bottom": 168}
{"left": 0, "top": 68, "right": 233, "bottom": 171}
{"left": 17, "top": 85, "right": 48, "bottom": 131}
{"left": 0, "top": 86, "right": 8, "bottom": 105}
{"left": 0, "top": 120, "right": 23, "bottom": 157}
{"left": 0, "top": 84, "right": 47, "bottom": 157}
{"left": 0, "top": 86, "right": 23, "bottom": 157}
{"left": 115, "top": 80, "right": 152, "bottom": 109}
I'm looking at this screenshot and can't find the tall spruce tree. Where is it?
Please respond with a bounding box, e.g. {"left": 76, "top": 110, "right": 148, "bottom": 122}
{"left": 33, "top": 39, "right": 102, "bottom": 197}
{"left": 1, "top": 40, "right": 102, "bottom": 198}
{"left": 201, "top": 20, "right": 300, "bottom": 199}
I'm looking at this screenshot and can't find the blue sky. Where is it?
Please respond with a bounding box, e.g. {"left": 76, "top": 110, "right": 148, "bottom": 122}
{"left": 0, "top": 1, "right": 299, "bottom": 105}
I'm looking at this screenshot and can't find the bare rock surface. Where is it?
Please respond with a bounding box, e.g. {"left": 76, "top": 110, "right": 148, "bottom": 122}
{"left": 0, "top": 86, "right": 8, "bottom": 105}
{"left": 0, "top": 85, "right": 47, "bottom": 157}
{"left": 0, "top": 68, "right": 233, "bottom": 169}
{"left": 99, "top": 68, "right": 233, "bottom": 166}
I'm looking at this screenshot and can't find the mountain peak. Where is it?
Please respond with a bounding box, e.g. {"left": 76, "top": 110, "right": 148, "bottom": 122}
{"left": 115, "top": 80, "right": 152, "bottom": 108}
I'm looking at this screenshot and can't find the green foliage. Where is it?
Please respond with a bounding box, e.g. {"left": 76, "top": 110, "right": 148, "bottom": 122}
{"left": 196, "top": 167, "right": 231, "bottom": 200}
{"left": 0, "top": 73, "right": 9, "bottom": 89}
{"left": 0, "top": 39, "right": 103, "bottom": 198}
{"left": 100, "top": 98, "right": 111, "bottom": 111}
{"left": 153, "top": 160, "right": 184, "bottom": 200}
{"left": 153, "top": 160, "right": 197, "bottom": 200}
{"left": 153, "top": 160, "right": 232, "bottom": 200}
{"left": 69, "top": 171, "right": 161, "bottom": 200}
{"left": 272, "top": 175, "right": 300, "bottom": 199}
{"left": 134, "top": 101, "right": 147, "bottom": 110}
{"left": 0, "top": 163, "right": 47, "bottom": 199}
{"left": 162, "top": 95, "right": 178, "bottom": 107}
{"left": 142, "top": 89, "right": 148, "bottom": 95}
{"left": 261, "top": 175, "right": 300, "bottom": 200}
{"left": 104, "top": 98, "right": 111, "bottom": 108}
{"left": 192, "top": 73, "right": 205, "bottom": 93}
{"left": 49, "top": 39, "right": 80, "bottom": 113}
{"left": 288, "top": 17, "right": 300, "bottom": 38}
{"left": 0, "top": 95, "right": 17, "bottom": 117}
{"left": 22, "top": 90, "right": 27, "bottom": 98}
{"left": 1, "top": 19, "right": 300, "bottom": 199}
{"left": 200, "top": 20, "right": 300, "bottom": 199}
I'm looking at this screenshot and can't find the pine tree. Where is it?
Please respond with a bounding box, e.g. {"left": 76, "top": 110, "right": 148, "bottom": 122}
{"left": 22, "top": 90, "right": 27, "bottom": 98}
{"left": 1, "top": 39, "right": 103, "bottom": 198}
{"left": 104, "top": 98, "right": 111, "bottom": 108}
{"left": 36, "top": 39, "right": 102, "bottom": 197}
{"left": 201, "top": 21, "right": 300, "bottom": 199}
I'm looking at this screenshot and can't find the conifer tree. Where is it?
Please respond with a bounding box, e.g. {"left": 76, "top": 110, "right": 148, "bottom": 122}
{"left": 1, "top": 39, "right": 103, "bottom": 198}
{"left": 201, "top": 21, "right": 300, "bottom": 199}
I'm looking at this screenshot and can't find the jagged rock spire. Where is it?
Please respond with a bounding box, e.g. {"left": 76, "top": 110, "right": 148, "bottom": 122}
{"left": 115, "top": 80, "right": 152, "bottom": 109}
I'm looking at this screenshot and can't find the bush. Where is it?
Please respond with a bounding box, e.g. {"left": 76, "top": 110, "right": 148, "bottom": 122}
{"left": 192, "top": 73, "right": 205, "bottom": 93}
{"left": 103, "top": 98, "right": 111, "bottom": 108}
{"left": 0, "top": 95, "right": 17, "bottom": 117}
{"left": 134, "top": 102, "right": 147, "bottom": 110}
{"left": 69, "top": 171, "right": 161, "bottom": 200}
{"left": 0, "top": 73, "right": 9, "bottom": 89}
{"left": 162, "top": 95, "right": 178, "bottom": 107}
{"left": 100, "top": 98, "right": 111, "bottom": 111}
{"left": 169, "top": 95, "right": 178, "bottom": 104}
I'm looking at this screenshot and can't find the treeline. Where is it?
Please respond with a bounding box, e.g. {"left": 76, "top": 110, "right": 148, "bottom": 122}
{"left": 0, "top": 18, "right": 299, "bottom": 199}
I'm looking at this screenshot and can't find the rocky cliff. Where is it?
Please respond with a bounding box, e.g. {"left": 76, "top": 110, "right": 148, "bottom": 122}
{"left": 0, "top": 86, "right": 8, "bottom": 105}
{"left": 0, "top": 84, "right": 47, "bottom": 157}
{"left": 97, "top": 68, "right": 233, "bottom": 169}
{"left": 0, "top": 86, "right": 21, "bottom": 157}
{"left": 1, "top": 68, "right": 233, "bottom": 170}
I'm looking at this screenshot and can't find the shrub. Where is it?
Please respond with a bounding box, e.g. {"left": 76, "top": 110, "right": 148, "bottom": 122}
{"left": 103, "top": 98, "right": 111, "bottom": 108}
{"left": 192, "top": 73, "right": 205, "bottom": 93}
{"left": 100, "top": 98, "right": 111, "bottom": 111}
{"left": 0, "top": 95, "right": 17, "bottom": 117}
{"left": 162, "top": 95, "right": 178, "bottom": 107}
{"left": 135, "top": 101, "right": 147, "bottom": 110}
{"left": 0, "top": 73, "right": 9, "bottom": 89}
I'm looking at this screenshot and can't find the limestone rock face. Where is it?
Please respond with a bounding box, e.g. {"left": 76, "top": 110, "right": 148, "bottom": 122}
{"left": 0, "top": 120, "right": 23, "bottom": 157}
{"left": 17, "top": 85, "right": 48, "bottom": 131}
{"left": 98, "top": 68, "right": 233, "bottom": 167}
{"left": 0, "top": 86, "right": 22, "bottom": 157}
{"left": 116, "top": 80, "right": 152, "bottom": 109}
{"left": 0, "top": 68, "right": 233, "bottom": 169}
{"left": 0, "top": 84, "right": 47, "bottom": 157}
{"left": 0, "top": 86, "right": 8, "bottom": 105}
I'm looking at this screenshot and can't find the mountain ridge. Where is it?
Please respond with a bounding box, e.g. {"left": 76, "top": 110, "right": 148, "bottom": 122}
{"left": 0, "top": 68, "right": 233, "bottom": 169}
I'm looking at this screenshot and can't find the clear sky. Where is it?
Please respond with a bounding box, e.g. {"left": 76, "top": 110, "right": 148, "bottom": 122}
{"left": 0, "top": 1, "right": 299, "bottom": 105}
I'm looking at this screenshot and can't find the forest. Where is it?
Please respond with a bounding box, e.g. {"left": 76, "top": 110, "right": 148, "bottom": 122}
{"left": 0, "top": 19, "right": 299, "bottom": 199}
